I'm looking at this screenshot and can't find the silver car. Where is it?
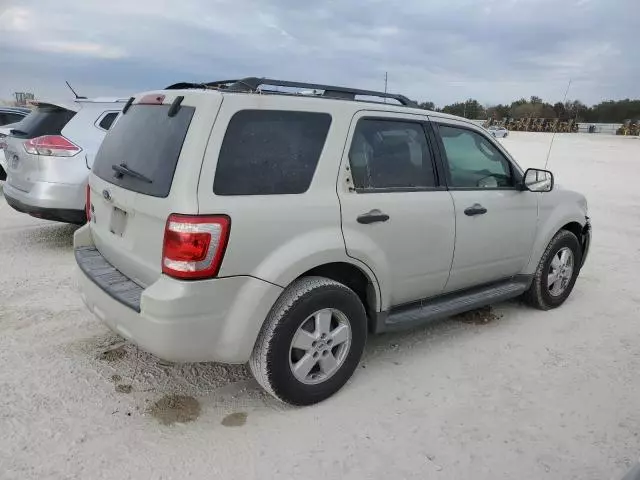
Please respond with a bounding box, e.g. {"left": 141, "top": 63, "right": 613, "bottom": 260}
{"left": 3, "top": 98, "right": 124, "bottom": 223}
{"left": 75, "top": 78, "right": 590, "bottom": 405}
{"left": 0, "top": 107, "right": 30, "bottom": 180}
{"left": 487, "top": 125, "right": 509, "bottom": 138}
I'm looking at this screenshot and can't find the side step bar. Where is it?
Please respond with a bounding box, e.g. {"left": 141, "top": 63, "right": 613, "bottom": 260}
{"left": 375, "top": 276, "right": 532, "bottom": 333}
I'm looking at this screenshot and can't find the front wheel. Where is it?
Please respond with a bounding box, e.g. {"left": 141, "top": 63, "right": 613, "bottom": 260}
{"left": 523, "top": 229, "right": 582, "bottom": 310}
{"left": 249, "top": 276, "right": 367, "bottom": 405}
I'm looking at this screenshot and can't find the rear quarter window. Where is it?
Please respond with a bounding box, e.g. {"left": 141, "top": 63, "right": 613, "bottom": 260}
{"left": 92, "top": 104, "right": 195, "bottom": 197}
{"left": 213, "top": 110, "right": 332, "bottom": 195}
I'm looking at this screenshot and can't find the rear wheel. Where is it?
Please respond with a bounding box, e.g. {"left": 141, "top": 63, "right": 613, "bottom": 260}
{"left": 523, "top": 229, "right": 582, "bottom": 310}
{"left": 249, "top": 276, "right": 367, "bottom": 405}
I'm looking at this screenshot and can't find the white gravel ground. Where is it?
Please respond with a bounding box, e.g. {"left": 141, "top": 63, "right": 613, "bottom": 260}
{"left": 1, "top": 132, "right": 639, "bottom": 480}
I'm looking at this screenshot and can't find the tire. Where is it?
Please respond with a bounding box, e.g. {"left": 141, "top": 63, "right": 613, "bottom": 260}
{"left": 523, "top": 229, "right": 582, "bottom": 310}
{"left": 249, "top": 276, "right": 367, "bottom": 405}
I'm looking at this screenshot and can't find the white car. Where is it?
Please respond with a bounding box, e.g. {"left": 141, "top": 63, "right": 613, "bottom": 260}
{"left": 487, "top": 125, "right": 509, "bottom": 138}
{"left": 3, "top": 98, "right": 124, "bottom": 223}
{"left": 75, "top": 77, "right": 590, "bottom": 405}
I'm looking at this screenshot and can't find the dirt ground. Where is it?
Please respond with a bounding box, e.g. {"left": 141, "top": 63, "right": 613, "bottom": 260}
{"left": 1, "top": 133, "right": 639, "bottom": 479}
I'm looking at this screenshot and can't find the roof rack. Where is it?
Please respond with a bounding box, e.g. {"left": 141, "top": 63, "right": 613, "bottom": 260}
{"left": 166, "top": 77, "right": 417, "bottom": 107}
{"left": 165, "top": 80, "right": 239, "bottom": 90}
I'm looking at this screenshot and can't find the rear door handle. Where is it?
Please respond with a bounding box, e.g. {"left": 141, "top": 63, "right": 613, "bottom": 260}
{"left": 357, "top": 209, "right": 390, "bottom": 224}
{"left": 464, "top": 203, "right": 488, "bottom": 216}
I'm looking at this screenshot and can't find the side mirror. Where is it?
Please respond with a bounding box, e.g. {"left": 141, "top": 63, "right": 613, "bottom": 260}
{"left": 523, "top": 168, "right": 554, "bottom": 192}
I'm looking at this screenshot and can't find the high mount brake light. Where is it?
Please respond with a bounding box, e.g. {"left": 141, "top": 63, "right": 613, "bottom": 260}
{"left": 139, "top": 94, "right": 165, "bottom": 105}
{"left": 162, "top": 214, "right": 230, "bottom": 280}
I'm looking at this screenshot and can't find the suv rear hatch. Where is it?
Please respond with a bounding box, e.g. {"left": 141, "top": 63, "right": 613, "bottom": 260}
{"left": 4, "top": 102, "right": 78, "bottom": 192}
{"left": 89, "top": 90, "right": 222, "bottom": 287}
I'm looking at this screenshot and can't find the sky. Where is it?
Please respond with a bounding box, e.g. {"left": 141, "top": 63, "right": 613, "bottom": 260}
{"left": 0, "top": 0, "right": 638, "bottom": 107}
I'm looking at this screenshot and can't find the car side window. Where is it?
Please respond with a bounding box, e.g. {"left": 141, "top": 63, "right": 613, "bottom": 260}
{"left": 348, "top": 119, "right": 436, "bottom": 190}
{"left": 98, "top": 112, "right": 119, "bottom": 131}
{"left": 438, "top": 125, "right": 513, "bottom": 189}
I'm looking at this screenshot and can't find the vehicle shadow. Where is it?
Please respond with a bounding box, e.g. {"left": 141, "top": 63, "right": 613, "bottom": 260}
{"left": 82, "top": 304, "right": 512, "bottom": 414}
{"left": 10, "top": 222, "right": 79, "bottom": 252}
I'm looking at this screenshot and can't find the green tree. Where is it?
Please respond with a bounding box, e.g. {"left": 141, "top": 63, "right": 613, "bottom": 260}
{"left": 442, "top": 99, "right": 486, "bottom": 119}
{"left": 418, "top": 101, "right": 436, "bottom": 111}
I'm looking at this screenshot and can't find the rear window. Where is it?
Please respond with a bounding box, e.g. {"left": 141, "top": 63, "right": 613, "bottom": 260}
{"left": 213, "top": 110, "right": 332, "bottom": 195}
{"left": 93, "top": 104, "right": 195, "bottom": 198}
{"left": 9, "top": 105, "right": 76, "bottom": 139}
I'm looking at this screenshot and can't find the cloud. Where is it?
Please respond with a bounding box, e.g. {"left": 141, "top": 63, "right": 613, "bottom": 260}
{"left": 0, "top": 0, "right": 637, "bottom": 105}
{"left": 36, "top": 41, "right": 127, "bottom": 59}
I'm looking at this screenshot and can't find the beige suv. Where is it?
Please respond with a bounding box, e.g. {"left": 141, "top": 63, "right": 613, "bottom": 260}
{"left": 75, "top": 78, "right": 591, "bottom": 405}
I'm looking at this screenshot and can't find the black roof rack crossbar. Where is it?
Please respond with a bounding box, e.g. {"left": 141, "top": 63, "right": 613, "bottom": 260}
{"left": 165, "top": 80, "right": 239, "bottom": 90}
{"left": 225, "top": 77, "right": 417, "bottom": 107}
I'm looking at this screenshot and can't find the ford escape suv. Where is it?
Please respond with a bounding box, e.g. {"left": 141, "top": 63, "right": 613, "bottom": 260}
{"left": 74, "top": 78, "right": 591, "bottom": 405}
{"left": 3, "top": 98, "right": 124, "bottom": 224}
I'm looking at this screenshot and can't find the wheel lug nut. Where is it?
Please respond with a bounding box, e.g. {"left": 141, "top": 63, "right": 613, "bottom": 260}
{"left": 312, "top": 341, "right": 317, "bottom": 347}
{"left": 313, "top": 352, "right": 319, "bottom": 358}
{"left": 322, "top": 350, "right": 329, "bottom": 356}
{"left": 327, "top": 339, "right": 333, "bottom": 346}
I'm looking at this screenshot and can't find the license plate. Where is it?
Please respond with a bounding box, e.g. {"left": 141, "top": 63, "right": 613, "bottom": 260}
{"left": 109, "top": 207, "right": 127, "bottom": 236}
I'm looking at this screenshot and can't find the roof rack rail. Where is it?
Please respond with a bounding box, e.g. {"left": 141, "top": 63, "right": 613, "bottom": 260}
{"left": 165, "top": 77, "right": 417, "bottom": 107}
{"left": 165, "top": 80, "right": 239, "bottom": 90}
{"left": 224, "top": 77, "right": 417, "bottom": 107}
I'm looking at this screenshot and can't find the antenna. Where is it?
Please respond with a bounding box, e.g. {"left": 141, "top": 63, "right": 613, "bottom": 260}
{"left": 544, "top": 79, "right": 572, "bottom": 170}
{"left": 65, "top": 81, "right": 86, "bottom": 99}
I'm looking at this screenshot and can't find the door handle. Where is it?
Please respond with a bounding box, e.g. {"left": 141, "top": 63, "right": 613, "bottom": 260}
{"left": 464, "top": 203, "right": 488, "bottom": 216}
{"left": 357, "top": 209, "right": 390, "bottom": 224}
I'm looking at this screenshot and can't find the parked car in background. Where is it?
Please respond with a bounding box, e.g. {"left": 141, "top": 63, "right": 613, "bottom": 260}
{"left": 0, "top": 108, "right": 30, "bottom": 180}
{"left": 0, "top": 106, "right": 30, "bottom": 127}
{"left": 487, "top": 125, "right": 509, "bottom": 138}
{"left": 74, "top": 78, "right": 590, "bottom": 406}
{"left": 3, "top": 98, "right": 124, "bottom": 223}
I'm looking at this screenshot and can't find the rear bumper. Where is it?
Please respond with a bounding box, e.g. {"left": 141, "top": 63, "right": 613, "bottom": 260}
{"left": 3, "top": 180, "right": 86, "bottom": 223}
{"left": 74, "top": 224, "right": 283, "bottom": 363}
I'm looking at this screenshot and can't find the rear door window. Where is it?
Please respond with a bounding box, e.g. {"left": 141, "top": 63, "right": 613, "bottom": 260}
{"left": 213, "top": 110, "right": 332, "bottom": 195}
{"left": 8, "top": 105, "right": 76, "bottom": 138}
{"left": 348, "top": 119, "right": 436, "bottom": 190}
{"left": 93, "top": 104, "right": 195, "bottom": 197}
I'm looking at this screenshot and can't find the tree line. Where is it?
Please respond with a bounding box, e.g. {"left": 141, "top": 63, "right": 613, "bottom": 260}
{"left": 416, "top": 97, "right": 640, "bottom": 123}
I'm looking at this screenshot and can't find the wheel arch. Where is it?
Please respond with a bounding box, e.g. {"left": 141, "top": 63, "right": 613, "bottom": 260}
{"left": 296, "top": 261, "right": 381, "bottom": 331}
{"left": 524, "top": 213, "right": 587, "bottom": 275}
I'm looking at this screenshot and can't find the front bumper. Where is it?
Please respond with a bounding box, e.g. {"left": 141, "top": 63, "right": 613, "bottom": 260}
{"left": 74, "top": 224, "right": 283, "bottom": 363}
{"left": 580, "top": 217, "right": 591, "bottom": 268}
{"left": 3, "top": 180, "right": 86, "bottom": 224}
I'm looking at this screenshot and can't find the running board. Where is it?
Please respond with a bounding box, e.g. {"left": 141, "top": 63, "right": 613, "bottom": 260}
{"left": 375, "top": 276, "right": 532, "bottom": 333}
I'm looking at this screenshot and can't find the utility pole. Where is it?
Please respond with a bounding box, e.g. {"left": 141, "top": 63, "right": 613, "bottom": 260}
{"left": 384, "top": 72, "right": 388, "bottom": 103}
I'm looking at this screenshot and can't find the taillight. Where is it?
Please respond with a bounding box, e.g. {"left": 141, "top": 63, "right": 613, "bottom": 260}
{"left": 162, "top": 214, "right": 230, "bottom": 280}
{"left": 85, "top": 184, "right": 91, "bottom": 222}
{"left": 23, "top": 135, "right": 81, "bottom": 157}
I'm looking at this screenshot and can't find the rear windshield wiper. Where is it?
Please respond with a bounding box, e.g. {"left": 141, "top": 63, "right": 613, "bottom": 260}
{"left": 112, "top": 163, "right": 153, "bottom": 183}
{"left": 10, "top": 129, "right": 29, "bottom": 137}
